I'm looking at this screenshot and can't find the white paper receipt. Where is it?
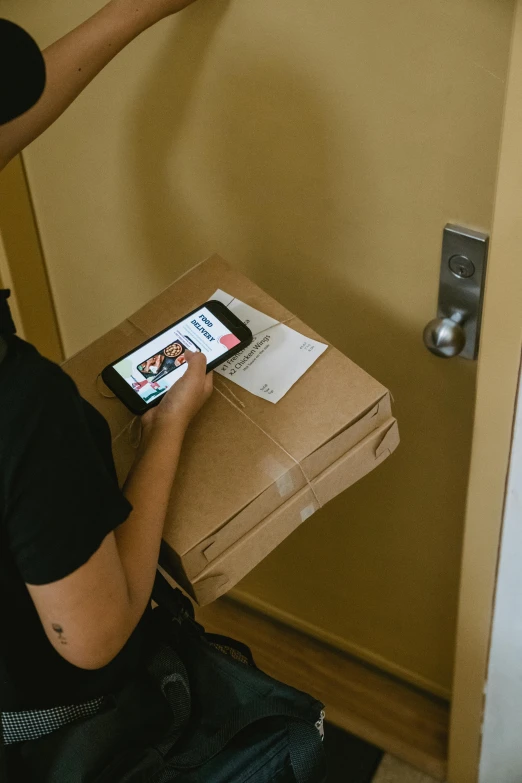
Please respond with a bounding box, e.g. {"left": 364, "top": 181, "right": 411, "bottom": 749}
{"left": 211, "top": 289, "right": 327, "bottom": 403}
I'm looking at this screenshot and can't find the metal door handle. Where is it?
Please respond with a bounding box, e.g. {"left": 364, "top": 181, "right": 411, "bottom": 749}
{"left": 423, "top": 311, "right": 467, "bottom": 358}
{"left": 423, "top": 224, "right": 489, "bottom": 360}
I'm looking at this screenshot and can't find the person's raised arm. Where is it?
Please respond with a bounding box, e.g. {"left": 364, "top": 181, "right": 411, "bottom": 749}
{"left": 0, "top": 0, "right": 199, "bottom": 170}
{"left": 27, "top": 350, "right": 213, "bottom": 669}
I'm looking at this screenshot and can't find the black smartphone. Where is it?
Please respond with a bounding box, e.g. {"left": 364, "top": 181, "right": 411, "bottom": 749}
{"left": 101, "top": 300, "right": 253, "bottom": 415}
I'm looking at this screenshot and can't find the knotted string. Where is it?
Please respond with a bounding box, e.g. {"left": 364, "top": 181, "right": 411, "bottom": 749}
{"left": 213, "top": 379, "right": 322, "bottom": 510}
{"left": 96, "top": 373, "right": 116, "bottom": 399}
{"left": 128, "top": 415, "right": 143, "bottom": 450}
{"left": 213, "top": 377, "right": 246, "bottom": 408}
{"left": 209, "top": 306, "right": 324, "bottom": 510}
{"left": 95, "top": 375, "right": 322, "bottom": 510}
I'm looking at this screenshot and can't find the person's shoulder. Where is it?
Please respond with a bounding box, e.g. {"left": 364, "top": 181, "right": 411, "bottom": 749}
{"left": 0, "top": 338, "right": 84, "bottom": 469}
{"left": 21, "top": 334, "right": 75, "bottom": 381}
{"left": 4, "top": 337, "right": 79, "bottom": 418}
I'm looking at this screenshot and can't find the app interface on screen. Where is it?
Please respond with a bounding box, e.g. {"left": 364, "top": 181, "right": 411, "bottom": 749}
{"left": 113, "top": 306, "right": 241, "bottom": 403}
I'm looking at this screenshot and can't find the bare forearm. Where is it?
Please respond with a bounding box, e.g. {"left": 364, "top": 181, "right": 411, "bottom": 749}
{"left": 28, "top": 422, "right": 187, "bottom": 670}
{"left": 28, "top": 355, "right": 209, "bottom": 670}
{"left": 0, "top": 1, "right": 154, "bottom": 169}
{"left": 116, "top": 419, "right": 187, "bottom": 625}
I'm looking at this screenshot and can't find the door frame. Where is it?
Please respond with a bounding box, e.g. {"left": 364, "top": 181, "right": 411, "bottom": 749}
{"left": 448, "top": 1, "right": 522, "bottom": 780}
{"left": 0, "top": 155, "right": 63, "bottom": 362}
{"left": 477, "top": 355, "right": 522, "bottom": 782}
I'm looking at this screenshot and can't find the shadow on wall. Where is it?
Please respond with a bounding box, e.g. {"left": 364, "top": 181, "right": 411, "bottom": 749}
{"left": 125, "top": 0, "right": 476, "bottom": 692}
{"left": 124, "top": 0, "right": 230, "bottom": 278}
{"left": 125, "top": 0, "right": 369, "bottom": 289}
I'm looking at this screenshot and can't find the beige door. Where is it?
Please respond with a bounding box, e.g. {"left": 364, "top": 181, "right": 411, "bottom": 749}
{"left": 1, "top": 0, "right": 520, "bottom": 775}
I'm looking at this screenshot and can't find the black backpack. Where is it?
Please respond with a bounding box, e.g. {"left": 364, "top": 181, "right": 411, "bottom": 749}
{"left": 1, "top": 572, "right": 326, "bottom": 782}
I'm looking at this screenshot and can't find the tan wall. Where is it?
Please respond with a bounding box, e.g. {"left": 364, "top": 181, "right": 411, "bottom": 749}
{"left": 4, "top": 0, "right": 514, "bottom": 695}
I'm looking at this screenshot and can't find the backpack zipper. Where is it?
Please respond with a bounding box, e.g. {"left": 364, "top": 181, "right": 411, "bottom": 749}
{"left": 315, "top": 710, "right": 325, "bottom": 740}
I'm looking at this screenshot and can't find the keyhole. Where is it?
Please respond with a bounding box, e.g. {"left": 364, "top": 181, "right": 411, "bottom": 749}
{"left": 448, "top": 254, "right": 475, "bottom": 279}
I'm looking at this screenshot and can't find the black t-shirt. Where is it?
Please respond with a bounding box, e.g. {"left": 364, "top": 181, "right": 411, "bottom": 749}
{"left": 0, "top": 335, "right": 151, "bottom": 710}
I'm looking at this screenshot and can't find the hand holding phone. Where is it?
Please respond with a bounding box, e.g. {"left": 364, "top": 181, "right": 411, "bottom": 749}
{"left": 101, "top": 300, "right": 253, "bottom": 415}
{"left": 142, "top": 349, "right": 213, "bottom": 432}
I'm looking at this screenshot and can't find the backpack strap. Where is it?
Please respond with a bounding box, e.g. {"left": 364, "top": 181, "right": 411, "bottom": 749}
{"left": 148, "top": 699, "right": 326, "bottom": 783}
{"left": 288, "top": 719, "right": 326, "bottom": 783}
{"left": 152, "top": 572, "right": 196, "bottom": 625}
{"left": 145, "top": 643, "right": 191, "bottom": 757}
{"left": 152, "top": 573, "right": 254, "bottom": 665}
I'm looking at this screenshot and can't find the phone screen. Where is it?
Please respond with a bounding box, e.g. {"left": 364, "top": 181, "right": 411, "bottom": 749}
{"left": 112, "top": 305, "right": 242, "bottom": 405}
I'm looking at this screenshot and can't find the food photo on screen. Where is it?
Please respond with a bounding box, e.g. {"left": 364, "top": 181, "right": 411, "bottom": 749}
{"left": 113, "top": 305, "right": 244, "bottom": 404}
{"left": 137, "top": 341, "right": 188, "bottom": 381}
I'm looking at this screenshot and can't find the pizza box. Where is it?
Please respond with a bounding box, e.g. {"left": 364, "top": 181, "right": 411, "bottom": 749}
{"left": 62, "top": 254, "right": 399, "bottom": 605}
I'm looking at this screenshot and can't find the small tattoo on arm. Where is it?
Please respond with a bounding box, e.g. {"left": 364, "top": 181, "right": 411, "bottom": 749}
{"left": 52, "top": 623, "right": 67, "bottom": 645}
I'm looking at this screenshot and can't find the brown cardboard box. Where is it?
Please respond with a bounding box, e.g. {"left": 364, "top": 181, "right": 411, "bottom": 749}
{"left": 62, "top": 255, "right": 399, "bottom": 605}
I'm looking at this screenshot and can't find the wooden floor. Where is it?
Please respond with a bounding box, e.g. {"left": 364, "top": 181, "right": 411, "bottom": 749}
{"left": 374, "top": 755, "right": 440, "bottom": 783}
{"left": 195, "top": 598, "right": 449, "bottom": 781}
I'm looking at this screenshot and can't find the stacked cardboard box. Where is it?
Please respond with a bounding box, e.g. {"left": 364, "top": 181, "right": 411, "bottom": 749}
{"left": 63, "top": 255, "right": 398, "bottom": 605}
